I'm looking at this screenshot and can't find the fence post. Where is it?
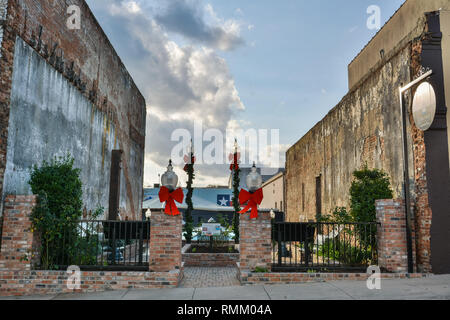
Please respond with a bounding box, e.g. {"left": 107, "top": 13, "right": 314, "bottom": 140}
{"left": 149, "top": 209, "right": 182, "bottom": 272}
{"left": 0, "top": 195, "right": 40, "bottom": 271}
{"left": 376, "top": 199, "right": 411, "bottom": 273}
{"left": 239, "top": 211, "right": 272, "bottom": 272}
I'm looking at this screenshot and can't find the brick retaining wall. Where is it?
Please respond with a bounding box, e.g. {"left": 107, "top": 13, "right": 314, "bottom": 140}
{"left": 0, "top": 199, "right": 184, "bottom": 296}
{"left": 0, "top": 270, "right": 181, "bottom": 296}
{"left": 238, "top": 270, "right": 429, "bottom": 285}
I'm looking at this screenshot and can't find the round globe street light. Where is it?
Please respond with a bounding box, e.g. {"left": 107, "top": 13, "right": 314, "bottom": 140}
{"left": 246, "top": 162, "right": 263, "bottom": 193}
{"left": 161, "top": 159, "right": 178, "bottom": 191}
{"left": 159, "top": 159, "right": 184, "bottom": 216}
{"left": 238, "top": 162, "right": 264, "bottom": 219}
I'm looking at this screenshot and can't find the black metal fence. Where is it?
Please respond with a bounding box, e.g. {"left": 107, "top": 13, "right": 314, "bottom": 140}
{"left": 36, "top": 220, "right": 151, "bottom": 271}
{"left": 272, "top": 222, "right": 379, "bottom": 272}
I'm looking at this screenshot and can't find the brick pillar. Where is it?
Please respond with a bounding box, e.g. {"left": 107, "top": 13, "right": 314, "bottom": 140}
{"left": 0, "top": 195, "right": 39, "bottom": 271}
{"left": 376, "top": 199, "right": 409, "bottom": 273}
{"left": 149, "top": 209, "right": 182, "bottom": 272}
{"left": 239, "top": 211, "right": 272, "bottom": 271}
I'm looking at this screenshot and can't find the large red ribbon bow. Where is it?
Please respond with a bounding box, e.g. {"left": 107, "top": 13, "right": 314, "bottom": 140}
{"left": 183, "top": 154, "right": 196, "bottom": 172}
{"left": 238, "top": 188, "right": 264, "bottom": 219}
{"left": 229, "top": 152, "right": 240, "bottom": 171}
{"left": 158, "top": 186, "right": 184, "bottom": 216}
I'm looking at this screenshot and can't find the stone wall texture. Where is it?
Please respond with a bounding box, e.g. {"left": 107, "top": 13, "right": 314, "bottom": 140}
{"left": 0, "top": 0, "right": 146, "bottom": 219}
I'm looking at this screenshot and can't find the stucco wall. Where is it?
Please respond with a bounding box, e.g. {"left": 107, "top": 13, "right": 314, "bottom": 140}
{"left": 286, "top": 45, "right": 413, "bottom": 222}
{"left": 3, "top": 37, "right": 116, "bottom": 214}
{"left": 0, "top": 0, "right": 146, "bottom": 219}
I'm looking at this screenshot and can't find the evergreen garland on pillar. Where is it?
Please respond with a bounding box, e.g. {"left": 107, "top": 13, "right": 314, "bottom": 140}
{"left": 184, "top": 146, "right": 195, "bottom": 244}
{"left": 230, "top": 140, "right": 241, "bottom": 244}
{"left": 232, "top": 166, "right": 241, "bottom": 244}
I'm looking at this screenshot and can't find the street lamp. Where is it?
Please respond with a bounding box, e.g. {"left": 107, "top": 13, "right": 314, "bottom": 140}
{"left": 399, "top": 68, "right": 433, "bottom": 273}
{"left": 161, "top": 159, "right": 178, "bottom": 191}
{"left": 246, "top": 162, "right": 263, "bottom": 193}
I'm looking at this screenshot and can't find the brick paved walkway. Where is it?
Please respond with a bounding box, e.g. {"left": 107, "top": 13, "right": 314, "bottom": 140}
{"left": 180, "top": 267, "right": 241, "bottom": 288}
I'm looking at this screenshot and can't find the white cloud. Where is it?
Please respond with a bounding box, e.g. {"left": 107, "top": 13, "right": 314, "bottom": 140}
{"left": 86, "top": 0, "right": 246, "bottom": 186}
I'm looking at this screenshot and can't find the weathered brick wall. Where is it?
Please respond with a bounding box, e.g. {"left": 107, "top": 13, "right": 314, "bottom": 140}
{"left": 0, "top": 195, "right": 38, "bottom": 271}
{"left": 0, "top": 0, "right": 146, "bottom": 219}
{"left": 239, "top": 211, "right": 272, "bottom": 272}
{"left": 149, "top": 209, "right": 183, "bottom": 272}
{"left": 286, "top": 44, "right": 413, "bottom": 222}
{"left": 376, "top": 199, "right": 413, "bottom": 273}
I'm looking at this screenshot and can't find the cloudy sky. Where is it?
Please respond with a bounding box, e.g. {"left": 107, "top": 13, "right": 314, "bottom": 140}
{"left": 85, "top": 0, "right": 405, "bottom": 187}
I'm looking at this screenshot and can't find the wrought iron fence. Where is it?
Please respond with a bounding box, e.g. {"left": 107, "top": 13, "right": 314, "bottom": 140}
{"left": 35, "top": 220, "right": 150, "bottom": 271}
{"left": 272, "top": 222, "right": 379, "bottom": 272}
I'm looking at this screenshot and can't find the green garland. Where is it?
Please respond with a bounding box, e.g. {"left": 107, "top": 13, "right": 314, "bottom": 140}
{"left": 184, "top": 156, "right": 195, "bottom": 244}
{"left": 232, "top": 166, "right": 240, "bottom": 244}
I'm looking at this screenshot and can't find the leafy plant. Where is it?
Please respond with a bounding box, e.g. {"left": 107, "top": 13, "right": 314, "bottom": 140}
{"left": 29, "top": 154, "right": 102, "bottom": 270}
{"left": 350, "top": 164, "right": 393, "bottom": 223}
{"left": 318, "top": 207, "right": 352, "bottom": 223}
{"left": 253, "top": 266, "right": 269, "bottom": 273}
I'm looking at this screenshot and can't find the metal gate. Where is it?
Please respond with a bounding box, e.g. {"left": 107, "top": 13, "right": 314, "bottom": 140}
{"left": 272, "top": 222, "right": 379, "bottom": 272}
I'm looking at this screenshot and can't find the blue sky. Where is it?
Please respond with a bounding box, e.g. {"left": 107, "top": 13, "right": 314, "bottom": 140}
{"left": 86, "top": 0, "right": 405, "bottom": 187}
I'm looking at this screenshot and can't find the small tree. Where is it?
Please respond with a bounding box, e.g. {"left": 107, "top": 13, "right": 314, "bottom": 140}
{"left": 29, "top": 154, "right": 83, "bottom": 269}
{"left": 350, "top": 165, "right": 393, "bottom": 223}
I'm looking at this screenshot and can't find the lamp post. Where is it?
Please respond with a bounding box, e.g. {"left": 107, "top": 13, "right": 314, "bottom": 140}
{"left": 161, "top": 159, "right": 178, "bottom": 191}
{"left": 238, "top": 162, "right": 264, "bottom": 219}
{"left": 398, "top": 68, "right": 433, "bottom": 273}
{"left": 159, "top": 160, "right": 184, "bottom": 216}
{"left": 246, "top": 162, "right": 263, "bottom": 193}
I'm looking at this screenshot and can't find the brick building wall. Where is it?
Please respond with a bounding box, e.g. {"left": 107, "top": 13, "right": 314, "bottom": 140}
{"left": 286, "top": 43, "right": 413, "bottom": 222}
{"left": 285, "top": 7, "right": 450, "bottom": 273}
{"left": 0, "top": 0, "right": 146, "bottom": 219}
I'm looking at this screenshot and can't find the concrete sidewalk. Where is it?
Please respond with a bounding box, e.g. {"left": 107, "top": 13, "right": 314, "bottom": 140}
{"left": 1, "top": 275, "right": 449, "bottom": 300}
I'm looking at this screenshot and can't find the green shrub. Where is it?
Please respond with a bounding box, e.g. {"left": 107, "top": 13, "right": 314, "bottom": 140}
{"left": 350, "top": 164, "right": 393, "bottom": 223}
{"left": 29, "top": 154, "right": 102, "bottom": 270}
{"left": 253, "top": 266, "right": 269, "bottom": 273}
{"left": 318, "top": 239, "right": 375, "bottom": 266}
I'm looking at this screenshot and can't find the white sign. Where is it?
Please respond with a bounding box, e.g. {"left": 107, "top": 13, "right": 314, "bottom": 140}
{"left": 412, "top": 82, "right": 436, "bottom": 131}
{"left": 201, "top": 223, "right": 221, "bottom": 236}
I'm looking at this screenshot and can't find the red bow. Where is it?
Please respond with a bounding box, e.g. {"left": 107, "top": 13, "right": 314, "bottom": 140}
{"left": 229, "top": 152, "right": 240, "bottom": 171}
{"left": 238, "top": 188, "right": 263, "bottom": 219}
{"left": 183, "top": 154, "right": 196, "bottom": 172}
{"left": 158, "top": 186, "right": 184, "bottom": 216}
